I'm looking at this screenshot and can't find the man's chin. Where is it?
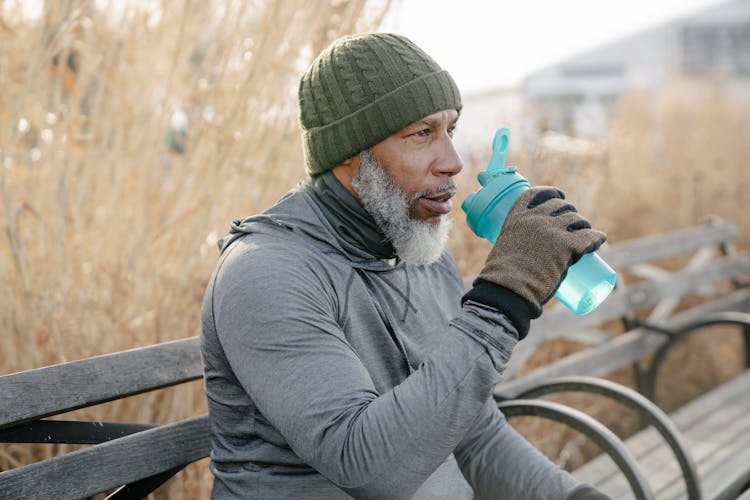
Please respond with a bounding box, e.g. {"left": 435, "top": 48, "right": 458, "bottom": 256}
{"left": 394, "top": 216, "right": 452, "bottom": 266}
{"left": 409, "top": 216, "right": 442, "bottom": 226}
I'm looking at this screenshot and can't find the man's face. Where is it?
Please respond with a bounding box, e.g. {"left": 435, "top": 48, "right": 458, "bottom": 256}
{"left": 345, "top": 110, "right": 462, "bottom": 265}
{"left": 368, "top": 109, "right": 463, "bottom": 224}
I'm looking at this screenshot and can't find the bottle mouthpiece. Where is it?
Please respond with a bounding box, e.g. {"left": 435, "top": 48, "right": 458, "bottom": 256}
{"left": 487, "top": 127, "right": 510, "bottom": 174}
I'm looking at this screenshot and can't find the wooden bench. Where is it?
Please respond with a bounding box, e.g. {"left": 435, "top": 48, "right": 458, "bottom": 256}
{"left": 0, "top": 338, "right": 209, "bottom": 499}
{"left": 1, "top": 217, "right": 748, "bottom": 499}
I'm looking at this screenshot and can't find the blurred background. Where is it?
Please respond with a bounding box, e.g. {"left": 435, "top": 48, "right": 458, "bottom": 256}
{"left": 1, "top": 0, "right": 748, "bottom": 497}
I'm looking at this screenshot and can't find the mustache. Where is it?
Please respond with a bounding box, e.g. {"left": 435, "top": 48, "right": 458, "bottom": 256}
{"left": 410, "top": 181, "right": 457, "bottom": 201}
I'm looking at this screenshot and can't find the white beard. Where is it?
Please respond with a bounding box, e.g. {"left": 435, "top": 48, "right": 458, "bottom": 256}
{"left": 351, "top": 150, "right": 453, "bottom": 265}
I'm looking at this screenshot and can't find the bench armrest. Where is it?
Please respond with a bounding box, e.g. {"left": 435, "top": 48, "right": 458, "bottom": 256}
{"left": 641, "top": 311, "right": 750, "bottom": 402}
{"left": 505, "top": 376, "right": 701, "bottom": 500}
{"left": 497, "top": 398, "right": 653, "bottom": 500}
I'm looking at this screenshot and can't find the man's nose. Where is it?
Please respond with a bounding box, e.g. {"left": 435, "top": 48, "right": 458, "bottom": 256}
{"left": 433, "top": 136, "right": 463, "bottom": 177}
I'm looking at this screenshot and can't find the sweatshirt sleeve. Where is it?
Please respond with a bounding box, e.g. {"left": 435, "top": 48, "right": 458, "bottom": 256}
{"left": 455, "top": 398, "right": 580, "bottom": 499}
{"left": 210, "top": 244, "right": 519, "bottom": 500}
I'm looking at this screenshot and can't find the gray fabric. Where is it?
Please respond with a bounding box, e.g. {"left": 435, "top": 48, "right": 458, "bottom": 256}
{"left": 565, "top": 484, "right": 612, "bottom": 499}
{"left": 200, "top": 187, "right": 580, "bottom": 499}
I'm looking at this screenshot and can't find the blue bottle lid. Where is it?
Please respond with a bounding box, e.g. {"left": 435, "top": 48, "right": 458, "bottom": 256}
{"left": 462, "top": 128, "right": 531, "bottom": 239}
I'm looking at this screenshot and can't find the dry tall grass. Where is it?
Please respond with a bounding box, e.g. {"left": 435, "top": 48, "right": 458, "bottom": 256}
{"left": 2, "top": 0, "right": 749, "bottom": 495}
{"left": 1, "top": 0, "right": 389, "bottom": 496}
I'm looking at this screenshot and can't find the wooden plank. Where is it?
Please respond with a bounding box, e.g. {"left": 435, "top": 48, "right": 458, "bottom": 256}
{"left": 496, "top": 287, "right": 750, "bottom": 398}
{"left": 645, "top": 245, "right": 719, "bottom": 322}
{"left": 598, "top": 219, "right": 737, "bottom": 270}
{"left": 575, "top": 405, "right": 750, "bottom": 499}
{"left": 677, "top": 423, "right": 750, "bottom": 500}
{"left": 585, "top": 371, "right": 750, "bottom": 471}
{"left": 0, "top": 337, "right": 202, "bottom": 428}
{"left": 560, "top": 329, "right": 615, "bottom": 345}
{"left": 574, "top": 454, "right": 636, "bottom": 498}
{"left": 661, "top": 371, "right": 750, "bottom": 500}
{"left": 574, "top": 428, "right": 671, "bottom": 498}
{"left": 566, "top": 386, "right": 749, "bottom": 496}
{"left": 668, "top": 369, "right": 750, "bottom": 431}
{"left": 0, "top": 415, "right": 210, "bottom": 499}
{"left": 619, "top": 252, "right": 748, "bottom": 309}
{"left": 573, "top": 371, "right": 750, "bottom": 499}
{"left": 644, "top": 396, "right": 750, "bottom": 498}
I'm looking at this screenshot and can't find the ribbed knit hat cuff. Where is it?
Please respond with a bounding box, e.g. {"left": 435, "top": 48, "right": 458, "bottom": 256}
{"left": 303, "top": 69, "right": 462, "bottom": 176}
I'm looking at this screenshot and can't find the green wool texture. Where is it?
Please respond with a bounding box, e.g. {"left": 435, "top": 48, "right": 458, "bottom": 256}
{"left": 298, "top": 33, "right": 462, "bottom": 177}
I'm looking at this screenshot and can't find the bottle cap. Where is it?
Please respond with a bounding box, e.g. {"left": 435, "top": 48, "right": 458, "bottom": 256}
{"left": 462, "top": 128, "right": 530, "bottom": 239}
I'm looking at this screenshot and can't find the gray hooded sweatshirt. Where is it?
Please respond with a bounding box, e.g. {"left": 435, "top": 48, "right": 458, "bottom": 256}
{"left": 200, "top": 185, "right": 581, "bottom": 499}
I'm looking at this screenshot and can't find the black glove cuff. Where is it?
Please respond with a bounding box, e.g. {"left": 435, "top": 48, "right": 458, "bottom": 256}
{"left": 461, "top": 279, "right": 542, "bottom": 340}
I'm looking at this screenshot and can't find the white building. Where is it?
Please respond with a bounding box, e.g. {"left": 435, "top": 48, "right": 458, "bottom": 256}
{"left": 522, "top": 0, "right": 750, "bottom": 136}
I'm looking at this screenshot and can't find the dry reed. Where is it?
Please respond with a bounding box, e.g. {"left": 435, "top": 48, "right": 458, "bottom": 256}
{"left": 1, "top": 1, "right": 389, "bottom": 497}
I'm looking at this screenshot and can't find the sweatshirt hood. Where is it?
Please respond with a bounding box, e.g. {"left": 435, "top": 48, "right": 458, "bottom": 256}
{"left": 217, "top": 187, "right": 401, "bottom": 271}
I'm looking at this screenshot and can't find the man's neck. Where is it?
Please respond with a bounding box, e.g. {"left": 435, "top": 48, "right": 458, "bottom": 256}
{"left": 306, "top": 171, "right": 397, "bottom": 260}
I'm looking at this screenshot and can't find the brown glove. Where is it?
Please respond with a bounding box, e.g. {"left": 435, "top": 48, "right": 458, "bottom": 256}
{"left": 464, "top": 187, "right": 606, "bottom": 338}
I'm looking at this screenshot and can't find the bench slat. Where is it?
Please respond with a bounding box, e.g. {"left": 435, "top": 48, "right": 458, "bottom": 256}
{"left": 676, "top": 419, "right": 750, "bottom": 500}
{"left": 578, "top": 415, "right": 750, "bottom": 500}
{"left": 660, "top": 371, "right": 750, "bottom": 500}
{"left": 628, "top": 388, "right": 749, "bottom": 498}
{"left": 574, "top": 371, "right": 750, "bottom": 499}
{"left": 0, "top": 337, "right": 202, "bottom": 428}
{"left": 0, "top": 415, "right": 210, "bottom": 499}
{"left": 598, "top": 219, "right": 737, "bottom": 270}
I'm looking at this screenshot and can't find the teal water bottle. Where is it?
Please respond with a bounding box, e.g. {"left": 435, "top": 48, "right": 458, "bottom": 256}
{"left": 461, "top": 128, "right": 617, "bottom": 316}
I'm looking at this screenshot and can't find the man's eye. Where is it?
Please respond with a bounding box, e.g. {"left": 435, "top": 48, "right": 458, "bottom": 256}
{"left": 414, "top": 128, "right": 431, "bottom": 137}
{"left": 447, "top": 125, "right": 457, "bottom": 138}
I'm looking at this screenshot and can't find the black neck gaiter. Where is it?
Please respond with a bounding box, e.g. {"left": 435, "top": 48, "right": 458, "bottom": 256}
{"left": 306, "top": 171, "right": 396, "bottom": 260}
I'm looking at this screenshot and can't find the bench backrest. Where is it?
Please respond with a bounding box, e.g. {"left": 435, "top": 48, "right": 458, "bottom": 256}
{"left": 0, "top": 338, "right": 208, "bottom": 499}
{"left": 0, "top": 337, "right": 203, "bottom": 428}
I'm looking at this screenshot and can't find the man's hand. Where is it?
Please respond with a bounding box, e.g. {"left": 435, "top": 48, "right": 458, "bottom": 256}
{"left": 464, "top": 187, "right": 606, "bottom": 338}
{"left": 479, "top": 186, "right": 606, "bottom": 307}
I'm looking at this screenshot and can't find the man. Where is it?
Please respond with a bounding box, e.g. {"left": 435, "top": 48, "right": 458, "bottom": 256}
{"left": 201, "top": 33, "right": 609, "bottom": 499}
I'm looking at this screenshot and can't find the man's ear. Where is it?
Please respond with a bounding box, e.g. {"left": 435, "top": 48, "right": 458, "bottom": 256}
{"left": 332, "top": 154, "right": 361, "bottom": 199}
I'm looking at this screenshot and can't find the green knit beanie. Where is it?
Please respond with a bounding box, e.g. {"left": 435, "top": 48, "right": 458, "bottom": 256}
{"left": 298, "top": 33, "right": 462, "bottom": 176}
